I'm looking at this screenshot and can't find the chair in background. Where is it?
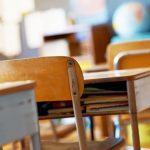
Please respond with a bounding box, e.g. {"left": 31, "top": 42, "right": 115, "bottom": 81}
{"left": 0, "top": 81, "right": 41, "bottom": 150}
{"left": 107, "top": 40, "right": 150, "bottom": 70}
{"left": 106, "top": 40, "right": 150, "bottom": 148}
{"left": 0, "top": 56, "right": 123, "bottom": 150}
{"left": 113, "top": 49, "right": 150, "bottom": 70}
{"left": 86, "top": 40, "right": 150, "bottom": 139}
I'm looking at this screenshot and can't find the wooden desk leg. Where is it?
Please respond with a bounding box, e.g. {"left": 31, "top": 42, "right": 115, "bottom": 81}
{"left": 89, "top": 116, "right": 94, "bottom": 140}
{"left": 20, "top": 139, "right": 26, "bottom": 149}
{"left": 49, "top": 120, "right": 59, "bottom": 141}
{"left": 101, "top": 116, "right": 112, "bottom": 137}
{"left": 127, "top": 81, "right": 140, "bottom": 150}
{"left": 129, "top": 113, "right": 140, "bottom": 150}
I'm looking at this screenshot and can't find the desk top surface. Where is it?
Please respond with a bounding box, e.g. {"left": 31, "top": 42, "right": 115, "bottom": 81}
{"left": 84, "top": 68, "right": 150, "bottom": 84}
{"left": 0, "top": 80, "right": 35, "bottom": 95}
{"left": 44, "top": 24, "right": 88, "bottom": 37}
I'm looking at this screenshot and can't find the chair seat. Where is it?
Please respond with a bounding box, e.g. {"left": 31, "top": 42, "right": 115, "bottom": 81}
{"left": 41, "top": 137, "right": 124, "bottom": 150}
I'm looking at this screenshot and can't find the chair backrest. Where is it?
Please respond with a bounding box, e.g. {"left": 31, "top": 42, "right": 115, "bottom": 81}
{"left": 0, "top": 56, "right": 87, "bottom": 150}
{"left": 0, "top": 56, "right": 84, "bottom": 102}
{"left": 107, "top": 40, "right": 150, "bottom": 70}
{"left": 113, "top": 49, "right": 150, "bottom": 70}
{"left": 0, "top": 81, "right": 41, "bottom": 150}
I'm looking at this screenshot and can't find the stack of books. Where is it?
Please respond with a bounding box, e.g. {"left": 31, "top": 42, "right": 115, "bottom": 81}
{"left": 38, "top": 81, "right": 129, "bottom": 118}
{"left": 82, "top": 84, "right": 128, "bottom": 114}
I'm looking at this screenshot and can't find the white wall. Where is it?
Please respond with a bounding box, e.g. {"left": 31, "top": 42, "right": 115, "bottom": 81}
{"left": 35, "top": 0, "right": 70, "bottom": 12}
{"left": 0, "top": 0, "right": 34, "bottom": 56}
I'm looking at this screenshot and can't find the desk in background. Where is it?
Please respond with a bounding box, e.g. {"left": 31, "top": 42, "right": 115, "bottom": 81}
{"left": 43, "top": 24, "right": 112, "bottom": 67}
{"left": 0, "top": 81, "right": 41, "bottom": 149}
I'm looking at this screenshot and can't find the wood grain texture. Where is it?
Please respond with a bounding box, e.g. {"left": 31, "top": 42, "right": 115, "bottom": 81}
{"left": 68, "top": 60, "right": 87, "bottom": 150}
{"left": 129, "top": 114, "right": 141, "bottom": 150}
{"left": 41, "top": 137, "right": 124, "bottom": 150}
{"left": 84, "top": 68, "right": 150, "bottom": 84}
{"left": 115, "top": 51, "right": 150, "bottom": 70}
{"left": 107, "top": 40, "right": 150, "bottom": 70}
{"left": 127, "top": 80, "right": 141, "bottom": 150}
{"left": 134, "top": 76, "right": 150, "bottom": 112}
{"left": 0, "top": 56, "right": 84, "bottom": 102}
{"left": 90, "top": 24, "right": 113, "bottom": 64}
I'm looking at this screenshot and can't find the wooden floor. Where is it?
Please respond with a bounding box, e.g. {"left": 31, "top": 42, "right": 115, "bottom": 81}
{"left": 2, "top": 120, "right": 150, "bottom": 150}
{"left": 126, "top": 146, "right": 150, "bottom": 150}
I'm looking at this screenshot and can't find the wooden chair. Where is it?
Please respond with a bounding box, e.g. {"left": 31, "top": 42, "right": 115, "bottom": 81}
{"left": 107, "top": 40, "right": 150, "bottom": 70}
{"left": 106, "top": 40, "right": 150, "bottom": 148}
{"left": 85, "top": 40, "right": 150, "bottom": 139}
{"left": 0, "top": 56, "right": 123, "bottom": 150}
{"left": 0, "top": 81, "right": 41, "bottom": 150}
{"left": 113, "top": 49, "right": 150, "bottom": 70}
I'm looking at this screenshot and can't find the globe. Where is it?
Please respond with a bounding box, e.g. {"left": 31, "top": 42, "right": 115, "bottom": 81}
{"left": 112, "top": 2, "right": 150, "bottom": 37}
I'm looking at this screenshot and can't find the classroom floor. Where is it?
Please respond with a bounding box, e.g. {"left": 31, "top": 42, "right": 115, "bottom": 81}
{"left": 2, "top": 120, "right": 150, "bottom": 150}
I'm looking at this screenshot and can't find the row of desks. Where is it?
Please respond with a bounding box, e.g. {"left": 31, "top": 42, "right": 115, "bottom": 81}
{"left": 37, "top": 68, "right": 150, "bottom": 119}
{"left": 1, "top": 68, "right": 150, "bottom": 119}
{"left": 0, "top": 68, "right": 150, "bottom": 149}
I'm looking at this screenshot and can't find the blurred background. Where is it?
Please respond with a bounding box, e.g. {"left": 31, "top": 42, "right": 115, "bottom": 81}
{"left": 0, "top": 0, "right": 150, "bottom": 149}
{"left": 0, "top": 0, "right": 149, "bottom": 66}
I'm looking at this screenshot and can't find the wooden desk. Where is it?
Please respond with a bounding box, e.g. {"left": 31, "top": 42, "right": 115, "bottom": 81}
{"left": 0, "top": 81, "right": 40, "bottom": 149}
{"left": 43, "top": 25, "right": 90, "bottom": 57}
{"left": 84, "top": 63, "right": 108, "bottom": 73}
{"left": 85, "top": 68, "right": 150, "bottom": 150}
{"left": 43, "top": 24, "right": 112, "bottom": 64}
{"left": 39, "top": 68, "right": 150, "bottom": 117}
{"left": 43, "top": 25, "right": 88, "bottom": 41}
{"left": 0, "top": 56, "right": 149, "bottom": 149}
{"left": 84, "top": 68, "right": 150, "bottom": 113}
{"left": 39, "top": 68, "right": 150, "bottom": 150}
{"left": 43, "top": 25, "right": 95, "bottom": 70}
